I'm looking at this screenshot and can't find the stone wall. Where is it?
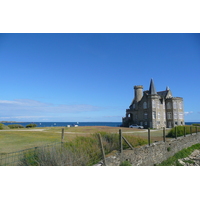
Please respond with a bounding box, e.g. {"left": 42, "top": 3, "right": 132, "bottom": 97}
{"left": 104, "top": 132, "right": 200, "bottom": 166}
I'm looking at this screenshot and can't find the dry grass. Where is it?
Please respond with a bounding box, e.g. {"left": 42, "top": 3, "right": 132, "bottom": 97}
{"left": 19, "top": 131, "right": 148, "bottom": 166}
{"left": 0, "top": 126, "right": 170, "bottom": 154}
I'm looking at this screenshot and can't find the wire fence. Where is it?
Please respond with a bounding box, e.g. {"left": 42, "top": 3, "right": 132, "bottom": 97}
{"left": 1, "top": 126, "right": 199, "bottom": 166}
{"left": 0, "top": 142, "right": 62, "bottom": 166}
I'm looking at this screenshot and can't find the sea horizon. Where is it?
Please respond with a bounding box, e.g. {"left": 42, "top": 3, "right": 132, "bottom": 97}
{"left": 1, "top": 121, "right": 199, "bottom": 128}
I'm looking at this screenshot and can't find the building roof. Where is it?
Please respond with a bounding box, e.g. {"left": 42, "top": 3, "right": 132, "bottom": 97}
{"left": 149, "top": 79, "right": 157, "bottom": 95}
{"left": 157, "top": 90, "right": 168, "bottom": 98}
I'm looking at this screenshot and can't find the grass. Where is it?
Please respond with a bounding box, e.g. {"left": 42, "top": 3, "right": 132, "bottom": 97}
{"left": 19, "top": 131, "right": 148, "bottom": 166}
{"left": 0, "top": 128, "right": 61, "bottom": 153}
{"left": 159, "top": 143, "right": 200, "bottom": 166}
{"left": 0, "top": 126, "right": 170, "bottom": 154}
{"left": 120, "top": 160, "right": 132, "bottom": 166}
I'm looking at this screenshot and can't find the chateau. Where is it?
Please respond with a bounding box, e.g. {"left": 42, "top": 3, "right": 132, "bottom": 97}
{"left": 122, "top": 79, "right": 185, "bottom": 129}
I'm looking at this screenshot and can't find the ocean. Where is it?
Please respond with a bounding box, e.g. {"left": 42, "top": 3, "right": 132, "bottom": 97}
{"left": 2, "top": 121, "right": 199, "bottom": 128}
{"left": 2, "top": 122, "right": 123, "bottom": 127}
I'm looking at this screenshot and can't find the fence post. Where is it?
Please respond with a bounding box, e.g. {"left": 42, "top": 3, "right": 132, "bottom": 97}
{"left": 175, "top": 126, "right": 177, "bottom": 139}
{"left": 119, "top": 129, "right": 123, "bottom": 153}
{"left": 122, "top": 136, "right": 134, "bottom": 150}
{"left": 184, "top": 126, "right": 186, "bottom": 137}
{"left": 61, "top": 128, "right": 64, "bottom": 143}
{"left": 190, "top": 126, "right": 192, "bottom": 135}
{"left": 148, "top": 128, "right": 150, "bottom": 146}
{"left": 97, "top": 133, "right": 107, "bottom": 166}
{"left": 163, "top": 127, "right": 166, "bottom": 142}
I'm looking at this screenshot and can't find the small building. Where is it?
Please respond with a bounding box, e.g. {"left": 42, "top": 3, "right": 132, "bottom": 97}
{"left": 122, "top": 79, "right": 185, "bottom": 129}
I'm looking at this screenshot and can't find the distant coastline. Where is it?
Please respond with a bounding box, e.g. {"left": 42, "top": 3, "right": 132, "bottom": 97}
{"left": 0, "top": 121, "right": 20, "bottom": 123}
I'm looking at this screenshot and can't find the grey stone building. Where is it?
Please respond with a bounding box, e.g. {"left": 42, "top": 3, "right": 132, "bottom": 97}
{"left": 122, "top": 79, "right": 185, "bottom": 129}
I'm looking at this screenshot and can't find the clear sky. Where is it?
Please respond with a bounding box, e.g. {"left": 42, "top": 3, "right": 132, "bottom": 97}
{"left": 0, "top": 33, "right": 200, "bottom": 122}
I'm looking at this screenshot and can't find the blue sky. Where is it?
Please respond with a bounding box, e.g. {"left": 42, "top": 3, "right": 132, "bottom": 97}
{"left": 0, "top": 33, "right": 200, "bottom": 122}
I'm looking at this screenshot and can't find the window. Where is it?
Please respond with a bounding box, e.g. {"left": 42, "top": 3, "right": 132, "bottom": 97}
{"left": 174, "top": 113, "right": 177, "bottom": 119}
{"left": 179, "top": 112, "right": 183, "bottom": 119}
{"left": 140, "top": 122, "right": 143, "bottom": 126}
{"left": 167, "top": 102, "right": 171, "bottom": 109}
{"left": 158, "top": 112, "right": 160, "bottom": 119}
{"left": 167, "top": 112, "right": 172, "bottom": 119}
{"left": 152, "top": 100, "right": 155, "bottom": 108}
{"left": 144, "top": 112, "right": 148, "bottom": 119}
{"left": 153, "top": 111, "right": 156, "bottom": 119}
{"left": 179, "top": 102, "right": 183, "bottom": 109}
{"left": 143, "top": 102, "right": 147, "bottom": 109}
{"left": 173, "top": 102, "right": 177, "bottom": 109}
{"left": 132, "top": 104, "right": 135, "bottom": 109}
{"left": 144, "top": 122, "right": 147, "bottom": 125}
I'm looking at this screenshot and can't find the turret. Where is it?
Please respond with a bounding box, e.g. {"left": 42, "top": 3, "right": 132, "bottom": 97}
{"left": 149, "top": 79, "right": 157, "bottom": 95}
{"left": 134, "top": 85, "right": 143, "bottom": 102}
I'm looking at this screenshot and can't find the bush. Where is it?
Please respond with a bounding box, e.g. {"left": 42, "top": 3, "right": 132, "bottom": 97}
{"left": 26, "top": 123, "right": 37, "bottom": 128}
{"left": 192, "top": 124, "right": 200, "bottom": 126}
{"left": 8, "top": 124, "right": 24, "bottom": 129}
{"left": 0, "top": 123, "right": 10, "bottom": 130}
{"left": 166, "top": 126, "right": 198, "bottom": 138}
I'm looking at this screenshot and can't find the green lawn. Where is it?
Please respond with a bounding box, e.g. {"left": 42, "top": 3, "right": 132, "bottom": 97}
{"left": 0, "top": 128, "right": 61, "bottom": 154}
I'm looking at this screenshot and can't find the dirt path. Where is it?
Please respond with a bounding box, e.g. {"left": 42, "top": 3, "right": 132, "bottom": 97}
{"left": 0, "top": 129, "right": 45, "bottom": 131}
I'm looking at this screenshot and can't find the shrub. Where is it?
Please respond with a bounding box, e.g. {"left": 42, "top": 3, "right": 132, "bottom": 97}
{"left": 166, "top": 126, "right": 198, "bottom": 138}
{"left": 8, "top": 124, "right": 24, "bottom": 129}
{"left": 26, "top": 123, "right": 37, "bottom": 128}
{"left": 0, "top": 123, "right": 10, "bottom": 130}
{"left": 192, "top": 124, "right": 200, "bottom": 126}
